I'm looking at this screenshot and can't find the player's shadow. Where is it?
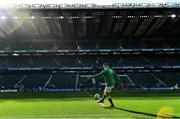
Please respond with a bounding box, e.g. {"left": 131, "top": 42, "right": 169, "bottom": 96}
{"left": 114, "top": 107, "right": 179, "bottom": 118}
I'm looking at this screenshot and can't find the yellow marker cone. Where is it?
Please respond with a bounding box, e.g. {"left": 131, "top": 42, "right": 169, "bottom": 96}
{"left": 157, "top": 106, "right": 173, "bottom": 119}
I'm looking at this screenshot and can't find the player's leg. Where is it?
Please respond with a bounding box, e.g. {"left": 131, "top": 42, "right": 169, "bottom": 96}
{"left": 106, "top": 86, "right": 115, "bottom": 107}
{"left": 106, "top": 92, "right": 114, "bottom": 107}
{"left": 98, "top": 86, "right": 107, "bottom": 103}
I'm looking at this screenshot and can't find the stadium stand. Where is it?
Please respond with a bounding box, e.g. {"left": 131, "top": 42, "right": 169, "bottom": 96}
{"left": 49, "top": 74, "right": 76, "bottom": 89}
{"left": 0, "top": 5, "right": 180, "bottom": 91}
{"left": 21, "top": 74, "right": 49, "bottom": 90}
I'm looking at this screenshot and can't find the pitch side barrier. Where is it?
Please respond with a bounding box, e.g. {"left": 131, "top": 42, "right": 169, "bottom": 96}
{"left": 0, "top": 48, "right": 179, "bottom": 56}
{"left": 0, "top": 66, "right": 179, "bottom": 74}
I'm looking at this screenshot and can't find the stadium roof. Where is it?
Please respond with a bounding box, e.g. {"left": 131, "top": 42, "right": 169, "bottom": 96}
{"left": 0, "top": 4, "right": 180, "bottom": 42}
{"left": 0, "top": 0, "right": 179, "bottom": 5}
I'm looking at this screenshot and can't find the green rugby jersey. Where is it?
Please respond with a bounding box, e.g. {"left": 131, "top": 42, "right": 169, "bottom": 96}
{"left": 93, "top": 67, "right": 119, "bottom": 87}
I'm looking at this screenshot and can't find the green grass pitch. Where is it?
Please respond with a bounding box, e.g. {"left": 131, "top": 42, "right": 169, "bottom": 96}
{"left": 0, "top": 91, "right": 180, "bottom": 118}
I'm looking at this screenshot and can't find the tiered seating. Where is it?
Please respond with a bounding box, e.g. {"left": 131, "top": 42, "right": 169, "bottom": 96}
{"left": 128, "top": 73, "right": 157, "bottom": 88}
{"left": 79, "top": 42, "right": 97, "bottom": 49}
{"left": 99, "top": 55, "right": 120, "bottom": 66}
{"left": 0, "top": 75, "right": 21, "bottom": 89}
{"left": 98, "top": 42, "right": 117, "bottom": 49}
{"left": 55, "top": 56, "right": 77, "bottom": 67}
{"left": 10, "top": 42, "right": 31, "bottom": 50}
{"left": 121, "top": 40, "right": 141, "bottom": 48}
{"left": 0, "top": 42, "right": 9, "bottom": 50}
{"left": 22, "top": 74, "right": 49, "bottom": 89}
{"left": 170, "top": 56, "right": 180, "bottom": 65}
{"left": 32, "top": 56, "right": 53, "bottom": 67}
{"left": 0, "top": 40, "right": 179, "bottom": 90}
{"left": 1, "top": 40, "right": 180, "bottom": 51}
{"left": 55, "top": 42, "right": 77, "bottom": 50}
{"left": 0, "top": 57, "right": 9, "bottom": 67}
{"left": 31, "top": 42, "right": 54, "bottom": 50}
{"left": 120, "top": 56, "right": 146, "bottom": 66}
{"left": 7, "top": 57, "right": 29, "bottom": 67}
{"left": 78, "top": 56, "right": 97, "bottom": 67}
{"left": 50, "top": 74, "right": 76, "bottom": 88}
{"left": 0, "top": 55, "right": 178, "bottom": 68}
{"left": 153, "top": 73, "right": 180, "bottom": 87}
{"left": 145, "top": 56, "right": 170, "bottom": 66}
{"left": 143, "top": 40, "right": 164, "bottom": 48}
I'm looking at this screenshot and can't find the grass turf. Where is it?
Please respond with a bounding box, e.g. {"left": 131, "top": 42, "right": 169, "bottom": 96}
{"left": 0, "top": 91, "right": 179, "bottom": 118}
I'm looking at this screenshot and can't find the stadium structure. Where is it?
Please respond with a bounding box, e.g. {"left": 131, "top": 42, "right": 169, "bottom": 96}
{"left": 0, "top": 3, "right": 179, "bottom": 91}
{"left": 0, "top": 3, "right": 179, "bottom": 118}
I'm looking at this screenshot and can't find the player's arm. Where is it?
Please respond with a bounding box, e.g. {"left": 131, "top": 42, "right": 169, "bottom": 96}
{"left": 91, "top": 69, "right": 106, "bottom": 79}
{"left": 85, "top": 69, "right": 106, "bottom": 79}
